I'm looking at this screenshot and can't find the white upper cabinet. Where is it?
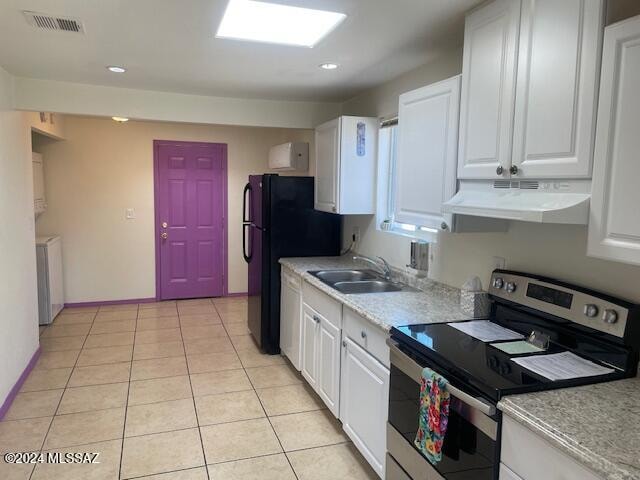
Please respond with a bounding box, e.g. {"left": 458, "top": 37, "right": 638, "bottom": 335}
{"left": 395, "top": 76, "right": 461, "bottom": 231}
{"left": 512, "top": 0, "right": 604, "bottom": 179}
{"left": 458, "top": 0, "right": 521, "bottom": 179}
{"left": 315, "top": 118, "right": 340, "bottom": 213}
{"left": 588, "top": 15, "right": 640, "bottom": 265}
{"left": 315, "top": 116, "right": 378, "bottom": 215}
{"left": 458, "top": 0, "right": 604, "bottom": 180}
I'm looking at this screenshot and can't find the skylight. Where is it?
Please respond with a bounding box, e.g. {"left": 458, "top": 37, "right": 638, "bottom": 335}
{"left": 216, "top": 0, "right": 346, "bottom": 48}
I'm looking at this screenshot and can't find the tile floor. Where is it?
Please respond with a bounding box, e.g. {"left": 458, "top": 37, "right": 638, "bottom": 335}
{"left": 2, "top": 297, "right": 377, "bottom": 480}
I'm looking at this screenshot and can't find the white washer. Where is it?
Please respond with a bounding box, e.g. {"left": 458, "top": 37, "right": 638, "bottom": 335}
{"left": 36, "top": 235, "right": 64, "bottom": 325}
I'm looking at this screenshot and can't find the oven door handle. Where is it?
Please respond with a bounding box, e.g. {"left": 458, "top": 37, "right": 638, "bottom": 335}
{"left": 387, "top": 338, "right": 496, "bottom": 417}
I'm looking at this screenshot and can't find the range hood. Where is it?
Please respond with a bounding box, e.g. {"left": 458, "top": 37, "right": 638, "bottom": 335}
{"left": 442, "top": 180, "right": 591, "bottom": 224}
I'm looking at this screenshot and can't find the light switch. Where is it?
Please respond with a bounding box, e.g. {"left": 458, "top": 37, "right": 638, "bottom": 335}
{"left": 125, "top": 208, "right": 136, "bottom": 219}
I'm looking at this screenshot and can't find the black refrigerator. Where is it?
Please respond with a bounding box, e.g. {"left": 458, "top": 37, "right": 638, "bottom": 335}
{"left": 242, "top": 174, "right": 341, "bottom": 354}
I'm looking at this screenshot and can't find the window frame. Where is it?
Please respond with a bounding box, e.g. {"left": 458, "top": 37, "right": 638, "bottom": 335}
{"left": 376, "top": 123, "right": 438, "bottom": 242}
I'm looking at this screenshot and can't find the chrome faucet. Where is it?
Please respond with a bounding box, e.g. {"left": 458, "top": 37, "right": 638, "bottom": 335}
{"left": 353, "top": 254, "right": 392, "bottom": 281}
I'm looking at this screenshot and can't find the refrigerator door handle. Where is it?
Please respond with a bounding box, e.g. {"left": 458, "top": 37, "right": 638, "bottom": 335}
{"left": 242, "top": 182, "right": 252, "bottom": 224}
{"left": 242, "top": 223, "right": 252, "bottom": 262}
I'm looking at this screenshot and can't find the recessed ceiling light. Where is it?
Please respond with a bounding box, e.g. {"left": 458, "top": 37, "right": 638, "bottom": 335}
{"left": 107, "top": 66, "right": 126, "bottom": 73}
{"left": 216, "top": 0, "right": 346, "bottom": 48}
{"left": 112, "top": 116, "right": 129, "bottom": 122}
{"left": 319, "top": 63, "right": 339, "bottom": 70}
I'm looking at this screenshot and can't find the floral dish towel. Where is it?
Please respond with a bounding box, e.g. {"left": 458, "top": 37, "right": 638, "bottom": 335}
{"left": 414, "top": 366, "right": 451, "bottom": 464}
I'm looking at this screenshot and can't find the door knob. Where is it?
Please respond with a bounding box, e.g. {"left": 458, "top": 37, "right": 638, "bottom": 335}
{"left": 162, "top": 221, "right": 168, "bottom": 228}
{"left": 161, "top": 232, "right": 168, "bottom": 239}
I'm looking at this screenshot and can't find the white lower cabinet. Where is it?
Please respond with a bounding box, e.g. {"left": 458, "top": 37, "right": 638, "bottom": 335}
{"left": 317, "top": 315, "right": 341, "bottom": 416}
{"left": 301, "top": 303, "right": 320, "bottom": 390}
{"left": 340, "top": 336, "right": 389, "bottom": 478}
{"left": 301, "top": 300, "right": 342, "bottom": 414}
{"left": 298, "top": 281, "right": 389, "bottom": 478}
{"left": 501, "top": 415, "right": 603, "bottom": 480}
{"left": 301, "top": 282, "right": 342, "bottom": 418}
{"left": 280, "top": 269, "right": 302, "bottom": 370}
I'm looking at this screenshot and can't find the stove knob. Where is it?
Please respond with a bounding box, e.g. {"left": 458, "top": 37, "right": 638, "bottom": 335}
{"left": 493, "top": 277, "right": 504, "bottom": 289}
{"left": 583, "top": 304, "right": 599, "bottom": 318}
{"left": 603, "top": 309, "right": 619, "bottom": 324}
{"left": 506, "top": 282, "right": 517, "bottom": 293}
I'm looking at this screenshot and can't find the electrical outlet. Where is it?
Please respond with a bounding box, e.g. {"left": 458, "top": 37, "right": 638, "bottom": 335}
{"left": 352, "top": 226, "right": 361, "bottom": 245}
{"left": 492, "top": 256, "right": 506, "bottom": 270}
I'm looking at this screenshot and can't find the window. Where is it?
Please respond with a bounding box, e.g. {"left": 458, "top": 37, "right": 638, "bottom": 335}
{"left": 376, "top": 123, "right": 438, "bottom": 241}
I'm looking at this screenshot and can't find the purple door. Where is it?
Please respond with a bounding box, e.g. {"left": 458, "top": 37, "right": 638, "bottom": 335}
{"left": 155, "top": 141, "right": 226, "bottom": 300}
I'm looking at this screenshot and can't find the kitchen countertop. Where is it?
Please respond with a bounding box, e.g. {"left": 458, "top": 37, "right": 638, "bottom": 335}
{"left": 498, "top": 376, "right": 640, "bottom": 480}
{"left": 281, "top": 256, "right": 640, "bottom": 480}
{"left": 279, "top": 255, "right": 470, "bottom": 332}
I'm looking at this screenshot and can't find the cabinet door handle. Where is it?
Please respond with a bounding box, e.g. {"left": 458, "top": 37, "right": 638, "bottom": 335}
{"left": 510, "top": 165, "right": 519, "bottom": 175}
{"left": 496, "top": 165, "right": 504, "bottom": 175}
{"left": 312, "top": 315, "right": 320, "bottom": 324}
{"left": 360, "top": 330, "right": 367, "bottom": 339}
{"left": 342, "top": 340, "right": 347, "bottom": 348}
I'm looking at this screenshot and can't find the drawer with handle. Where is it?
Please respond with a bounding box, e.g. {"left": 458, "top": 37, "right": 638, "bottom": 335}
{"left": 343, "top": 307, "right": 389, "bottom": 368}
{"left": 302, "top": 281, "right": 341, "bottom": 329}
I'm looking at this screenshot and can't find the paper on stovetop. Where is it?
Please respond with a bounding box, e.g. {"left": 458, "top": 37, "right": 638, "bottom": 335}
{"left": 448, "top": 320, "right": 524, "bottom": 342}
{"left": 492, "top": 340, "right": 544, "bottom": 355}
{"left": 512, "top": 351, "right": 615, "bottom": 381}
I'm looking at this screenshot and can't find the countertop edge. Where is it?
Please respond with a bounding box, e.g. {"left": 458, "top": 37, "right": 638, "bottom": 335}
{"left": 498, "top": 398, "right": 634, "bottom": 480}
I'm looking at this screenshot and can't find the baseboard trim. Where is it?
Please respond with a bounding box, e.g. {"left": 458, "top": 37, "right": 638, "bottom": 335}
{"left": 64, "top": 298, "right": 157, "bottom": 308}
{"left": 0, "top": 346, "right": 41, "bottom": 420}
{"left": 65, "top": 293, "right": 247, "bottom": 308}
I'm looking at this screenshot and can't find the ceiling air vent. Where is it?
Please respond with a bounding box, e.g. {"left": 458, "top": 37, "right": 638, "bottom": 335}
{"left": 23, "top": 11, "right": 84, "bottom": 33}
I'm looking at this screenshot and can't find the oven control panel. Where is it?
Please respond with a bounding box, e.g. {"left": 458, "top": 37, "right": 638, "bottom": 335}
{"left": 489, "top": 270, "right": 630, "bottom": 339}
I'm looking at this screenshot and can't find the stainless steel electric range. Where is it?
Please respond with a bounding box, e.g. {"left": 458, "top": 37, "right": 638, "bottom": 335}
{"left": 386, "top": 270, "right": 640, "bottom": 480}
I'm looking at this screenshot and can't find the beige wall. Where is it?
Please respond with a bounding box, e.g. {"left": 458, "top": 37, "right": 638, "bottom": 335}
{"left": 341, "top": 46, "right": 464, "bottom": 119}
{"left": 27, "top": 111, "right": 65, "bottom": 140}
{"left": 35, "top": 115, "right": 313, "bottom": 303}
{"left": 340, "top": 47, "right": 640, "bottom": 303}
{"left": 0, "top": 66, "right": 40, "bottom": 402}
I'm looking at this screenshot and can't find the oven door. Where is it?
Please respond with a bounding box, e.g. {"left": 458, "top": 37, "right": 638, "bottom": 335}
{"left": 387, "top": 339, "right": 500, "bottom": 480}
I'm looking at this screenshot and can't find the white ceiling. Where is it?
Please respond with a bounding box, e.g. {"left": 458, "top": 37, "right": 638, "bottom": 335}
{"left": 0, "top": 0, "right": 481, "bottom": 102}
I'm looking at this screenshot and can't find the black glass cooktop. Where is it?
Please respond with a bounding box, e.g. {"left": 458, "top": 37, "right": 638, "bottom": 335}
{"left": 391, "top": 315, "right": 631, "bottom": 402}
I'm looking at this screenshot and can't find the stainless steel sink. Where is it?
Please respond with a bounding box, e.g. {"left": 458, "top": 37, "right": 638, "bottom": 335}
{"left": 309, "top": 269, "right": 415, "bottom": 294}
{"left": 311, "top": 269, "right": 379, "bottom": 283}
{"left": 332, "top": 280, "right": 404, "bottom": 294}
